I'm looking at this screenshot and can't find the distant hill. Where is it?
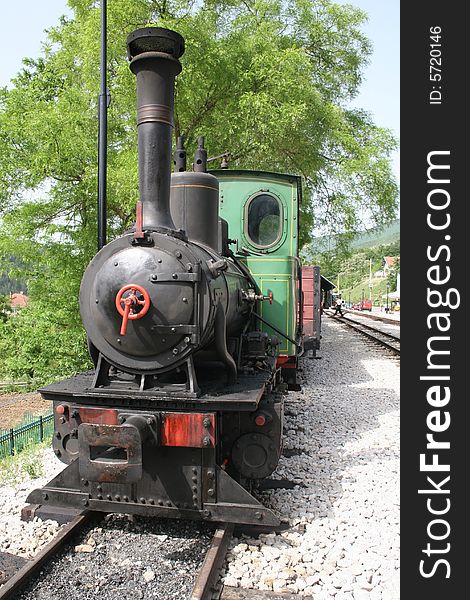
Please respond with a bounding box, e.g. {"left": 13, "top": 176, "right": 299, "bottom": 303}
{"left": 350, "top": 219, "right": 400, "bottom": 250}
{"left": 0, "top": 256, "right": 28, "bottom": 295}
{"left": 0, "top": 273, "right": 27, "bottom": 296}
{"left": 308, "top": 219, "right": 400, "bottom": 254}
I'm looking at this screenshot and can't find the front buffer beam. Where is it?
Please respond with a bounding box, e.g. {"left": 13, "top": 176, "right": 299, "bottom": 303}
{"left": 26, "top": 459, "right": 280, "bottom": 527}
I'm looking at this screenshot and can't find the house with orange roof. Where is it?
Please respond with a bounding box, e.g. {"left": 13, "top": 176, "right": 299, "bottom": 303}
{"left": 9, "top": 292, "right": 29, "bottom": 313}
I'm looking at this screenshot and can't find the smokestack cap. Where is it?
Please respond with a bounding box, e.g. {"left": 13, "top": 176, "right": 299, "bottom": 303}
{"left": 126, "top": 28, "right": 185, "bottom": 61}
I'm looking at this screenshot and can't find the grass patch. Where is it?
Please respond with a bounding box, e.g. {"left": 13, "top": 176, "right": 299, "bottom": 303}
{"left": 0, "top": 440, "right": 51, "bottom": 485}
{"left": 0, "top": 412, "right": 54, "bottom": 458}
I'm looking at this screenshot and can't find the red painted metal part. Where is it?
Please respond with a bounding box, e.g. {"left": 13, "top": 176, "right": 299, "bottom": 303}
{"left": 134, "top": 201, "right": 145, "bottom": 239}
{"left": 161, "top": 413, "right": 215, "bottom": 448}
{"left": 276, "top": 354, "right": 297, "bottom": 369}
{"left": 115, "top": 284, "right": 151, "bottom": 335}
{"left": 302, "top": 266, "right": 315, "bottom": 336}
{"left": 78, "top": 408, "right": 119, "bottom": 425}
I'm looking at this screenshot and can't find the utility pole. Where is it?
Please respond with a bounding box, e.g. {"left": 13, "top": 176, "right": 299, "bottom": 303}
{"left": 97, "top": 0, "right": 108, "bottom": 251}
{"left": 369, "top": 258, "right": 372, "bottom": 301}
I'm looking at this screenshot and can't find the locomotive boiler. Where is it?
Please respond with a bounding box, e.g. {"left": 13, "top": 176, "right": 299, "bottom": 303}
{"left": 82, "top": 28, "right": 255, "bottom": 391}
{"left": 27, "top": 26, "right": 316, "bottom": 527}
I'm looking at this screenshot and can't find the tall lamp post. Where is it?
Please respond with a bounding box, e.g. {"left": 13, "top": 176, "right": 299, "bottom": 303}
{"left": 386, "top": 284, "right": 389, "bottom": 313}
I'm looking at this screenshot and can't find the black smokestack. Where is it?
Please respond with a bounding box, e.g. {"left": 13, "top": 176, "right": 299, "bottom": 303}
{"left": 127, "top": 28, "right": 185, "bottom": 231}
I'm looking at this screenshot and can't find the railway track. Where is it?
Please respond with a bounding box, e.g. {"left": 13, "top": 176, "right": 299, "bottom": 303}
{"left": 346, "top": 309, "right": 399, "bottom": 326}
{"left": 191, "top": 521, "right": 308, "bottom": 600}
{"left": 0, "top": 513, "right": 236, "bottom": 600}
{"left": 327, "top": 311, "right": 400, "bottom": 356}
{"left": 190, "top": 523, "right": 234, "bottom": 600}
{"left": 1, "top": 513, "right": 297, "bottom": 600}
{"left": 0, "top": 512, "right": 92, "bottom": 600}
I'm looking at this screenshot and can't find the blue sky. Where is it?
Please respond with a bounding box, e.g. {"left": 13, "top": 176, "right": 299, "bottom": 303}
{"left": 0, "top": 0, "right": 399, "bottom": 181}
{"left": 341, "top": 0, "right": 400, "bottom": 180}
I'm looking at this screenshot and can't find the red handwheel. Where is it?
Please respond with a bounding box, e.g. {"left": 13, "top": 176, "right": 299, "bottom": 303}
{"left": 115, "top": 284, "right": 151, "bottom": 336}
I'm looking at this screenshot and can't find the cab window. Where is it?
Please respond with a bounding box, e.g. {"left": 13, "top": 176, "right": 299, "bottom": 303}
{"left": 245, "top": 193, "right": 282, "bottom": 248}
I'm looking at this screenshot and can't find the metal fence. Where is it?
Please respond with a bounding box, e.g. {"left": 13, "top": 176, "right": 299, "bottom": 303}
{"left": 0, "top": 413, "right": 54, "bottom": 458}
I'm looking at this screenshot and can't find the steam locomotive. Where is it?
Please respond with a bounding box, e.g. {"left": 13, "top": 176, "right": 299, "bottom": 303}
{"left": 27, "top": 27, "right": 321, "bottom": 527}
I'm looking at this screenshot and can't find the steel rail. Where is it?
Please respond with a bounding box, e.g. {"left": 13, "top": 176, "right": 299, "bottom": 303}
{"left": 341, "top": 315, "right": 400, "bottom": 342}
{"left": 0, "top": 512, "right": 93, "bottom": 600}
{"left": 190, "top": 522, "right": 234, "bottom": 600}
{"left": 346, "top": 309, "right": 400, "bottom": 326}
{"left": 327, "top": 313, "right": 400, "bottom": 355}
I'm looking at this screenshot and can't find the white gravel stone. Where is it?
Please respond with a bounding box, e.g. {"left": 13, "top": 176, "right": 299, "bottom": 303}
{"left": 0, "top": 447, "right": 65, "bottom": 559}
{"left": 74, "top": 543, "right": 95, "bottom": 553}
{"left": 222, "top": 319, "right": 399, "bottom": 598}
{"left": 142, "top": 569, "right": 155, "bottom": 582}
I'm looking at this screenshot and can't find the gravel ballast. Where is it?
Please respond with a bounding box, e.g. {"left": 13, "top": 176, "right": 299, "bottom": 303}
{"left": 0, "top": 449, "right": 64, "bottom": 558}
{"left": 18, "top": 515, "right": 214, "bottom": 600}
{"left": 221, "top": 318, "right": 399, "bottom": 599}
{"left": 1, "top": 317, "right": 399, "bottom": 598}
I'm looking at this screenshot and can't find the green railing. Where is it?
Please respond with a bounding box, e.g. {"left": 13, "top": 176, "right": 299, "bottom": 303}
{"left": 0, "top": 413, "right": 54, "bottom": 458}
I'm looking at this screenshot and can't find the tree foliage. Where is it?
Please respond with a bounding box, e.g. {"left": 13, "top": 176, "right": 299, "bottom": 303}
{"left": 0, "top": 0, "right": 399, "bottom": 384}
{"left": 387, "top": 256, "right": 400, "bottom": 291}
{"left": 307, "top": 239, "right": 400, "bottom": 295}
{"left": 0, "top": 295, "right": 12, "bottom": 323}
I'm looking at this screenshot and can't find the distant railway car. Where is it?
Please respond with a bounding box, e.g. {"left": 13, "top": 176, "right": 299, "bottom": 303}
{"left": 301, "top": 266, "right": 321, "bottom": 356}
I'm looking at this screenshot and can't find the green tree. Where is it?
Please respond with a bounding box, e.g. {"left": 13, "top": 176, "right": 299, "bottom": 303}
{"left": 0, "top": 294, "right": 12, "bottom": 322}
{"left": 0, "top": 0, "right": 398, "bottom": 384}
{"left": 387, "top": 256, "right": 400, "bottom": 291}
